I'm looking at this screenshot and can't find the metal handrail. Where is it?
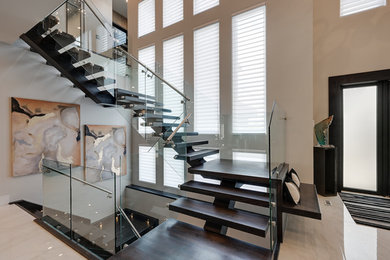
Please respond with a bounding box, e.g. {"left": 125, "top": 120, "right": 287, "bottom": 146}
{"left": 43, "top": 164, "right": 113, "bottom": 195}
{"left": 117, "top": 46, "right": 191, "bottom": 102}
{"left": 118, "top": 206, "right": 141, "bottom": 239}
{"left": 82, "top": 0, "right": 114, "bottom": 38}
{"left": 166, "top": 112, "right": 193, "bottom": 143}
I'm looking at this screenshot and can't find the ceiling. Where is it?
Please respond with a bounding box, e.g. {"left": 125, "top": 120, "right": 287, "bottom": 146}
{"left": 113, "top": 0, "right": 128, "bottom": 18}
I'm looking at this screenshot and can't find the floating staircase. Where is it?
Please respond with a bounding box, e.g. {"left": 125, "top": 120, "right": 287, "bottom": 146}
{"left": 21, "top": 10, "right": 278, "bottom": 260}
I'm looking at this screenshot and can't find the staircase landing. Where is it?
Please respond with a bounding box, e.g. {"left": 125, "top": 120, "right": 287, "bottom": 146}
{"left": 109, "top": 219, "right": 272, "bottom": 260}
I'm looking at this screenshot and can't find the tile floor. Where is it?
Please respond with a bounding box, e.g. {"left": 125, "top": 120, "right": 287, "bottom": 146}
{"left": 1, "top": 194, "right": 389, "bottom": 260}
{"left": 279, "top": 195, "right": 390, "bottom": 260}
{"left": 0, "top": 204, "right": 85, "bottom": 260}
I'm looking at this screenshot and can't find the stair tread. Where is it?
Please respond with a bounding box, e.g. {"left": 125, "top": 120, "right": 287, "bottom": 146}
{"left": 180, "top": 180, "right": 269, "bottom": 207}
{"left": 132, "top": 105, "right": 172, "bottom": 113}
{"left": 82, "top": 63, "right": 104, "bottom": 75}
{"left": 46, "top": 30, "right": 76, "bottom": 49}
{"left": 169, "top": 198, "right": 269, "bottom": 237}
{"left": 117, "top": 95, "right": 164, "bottom": 106}
{"left": 145, "top": 122, "right": 187, "bottom": 128}
{"left": 175, "top": 149, "right": 219, "bottom": 161}
{"left": 89, "top": 76, "right": 115, "bottom": 86}
{"left": 163, "top": 131, "right": 198, "bottom": 137}
{"left": 168, "top": 140, "right": 209, "bottom": 148}
{"left": 109, "top": 219, "right": 272, "bottom": 260}
{"left": 67, "top": 47, "right": 91, "bottom": 62}
{"left": 140, "top": 113, "right": 180, "bottom": 120}
{"left": 189, "top": 159, "right": 270, "bottom": 185}
{"left": 112, "top": 88, "right": 156, "bottom": 100}
{"left": 31, "top": 15, "right": 59, "bottom": 36}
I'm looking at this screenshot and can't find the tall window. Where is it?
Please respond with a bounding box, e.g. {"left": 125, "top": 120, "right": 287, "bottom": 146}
{"left": 233, "top": 151, "right": 267, "bottom": 191}
{"left": 163, "top": 35, "right": 184, "bottom": 119}
{"left": 194, "top": 23, "right": 220, "bottom": 134}
{"left": 164, "top": 148, "right": 185, "bottom": 188}
{"left": 138, "top": 45, "right": 155, "bottom": 134}
{"left": 138, "top": 0, "right": 155, "bottom": 37}
{"left": 163, "top": 0, "right": 183, "bottom": 28}
{"left": 232, "top": 6, "right": 266, "bottom": 134}
{"left": 193, "top": 0, "right": 219, "bottom": 15}
{"left": 340, "top": 0, "right": 386, "bottom": 16}
{"left": 139, "top": 146, "right": 156, "bottom": 183}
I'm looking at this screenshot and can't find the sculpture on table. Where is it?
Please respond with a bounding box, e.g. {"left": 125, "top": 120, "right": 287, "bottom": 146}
{"left": 314, "top": 115, "right": 334, "bottom": 147}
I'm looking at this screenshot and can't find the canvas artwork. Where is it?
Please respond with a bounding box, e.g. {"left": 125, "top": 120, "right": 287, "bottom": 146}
{"left": 11, "top": 97, "right": 81, "bottom": 177}
{"left": 84, "top": 125, "right": 127, "bottom": 183}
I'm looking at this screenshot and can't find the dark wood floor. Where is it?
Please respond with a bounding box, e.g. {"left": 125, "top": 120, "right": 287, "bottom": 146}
{"left": 109, "top": 219, "right": 273, "bottom": 260}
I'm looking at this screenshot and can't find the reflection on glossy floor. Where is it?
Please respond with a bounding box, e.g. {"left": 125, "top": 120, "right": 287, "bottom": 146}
{"left": 0, "top": 204, "right": 85, "bottom": 260}
{"left": 279, "top": 194, "right": 390, "bottom": 260}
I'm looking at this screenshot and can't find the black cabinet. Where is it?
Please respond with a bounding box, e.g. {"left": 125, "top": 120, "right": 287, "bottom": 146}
{"left": 314, "top": 146, "right": 337, "bottom": 196}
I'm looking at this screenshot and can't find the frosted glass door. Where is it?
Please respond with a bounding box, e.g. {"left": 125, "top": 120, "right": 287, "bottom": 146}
{"left": 343, "top": 86, "right": 377, "bottom": 191}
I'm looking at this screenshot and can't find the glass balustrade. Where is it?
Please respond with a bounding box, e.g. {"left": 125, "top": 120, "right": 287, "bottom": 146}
{"left": 33, "top": 0, "right": 287, "bottom": 258}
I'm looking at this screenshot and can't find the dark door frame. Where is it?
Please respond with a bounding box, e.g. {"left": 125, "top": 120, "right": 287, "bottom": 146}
{"left": 329, "top": 69, "right": 390, "bottom": 196}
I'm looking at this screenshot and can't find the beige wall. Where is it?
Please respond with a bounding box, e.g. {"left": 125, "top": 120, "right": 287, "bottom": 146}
{"left": 268, "top": 0, "right": 314, "bottom": 183}
{"left": 128, "top": 0, "right": 315, "bottom": 182}
{"left": 314, "top": 0, "right": 390, "bottom": 123}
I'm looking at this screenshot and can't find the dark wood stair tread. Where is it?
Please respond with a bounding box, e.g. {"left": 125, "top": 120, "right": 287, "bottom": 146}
{"left": 109, "top": 219, "right": 272, "bottom": 260}
{"left": 113, "top": 88, "right": 157, "bottom": 101}
{"left": 175, "top": 149, "right": 219, "bottom": 161}
{"left": 189, "top": 159, "right": 270, "bottom": 185}
{"left": 180, "top": 180, "right": 270, "bottom": 207}
{"left": 117, "top": 95, "right": 164, "bottom": 106}
{"left": 162, "top": 131, "right": 199, "bottom": 138}
{"left": 132, "top": 105, "right": 172, "bottom": 113}
{"left": 169, "top": 198, "right": 269, "bottom": 237}
{"left": 172, "top": 140, "right": 209, "bottom": 147}
{"left": 281, "top": 183, "right": 322, "bottom": 220}
{"left": 140, "top": 113, "right": 180, "bottom": 120}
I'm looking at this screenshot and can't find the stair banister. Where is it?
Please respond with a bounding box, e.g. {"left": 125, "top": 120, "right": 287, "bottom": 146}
{"left": 166, "top": 112, "right": 193, "bottom": 145}
{"left": 117, "top": 206, "right": 142, "bottom": 239}
{"left": 117, "top": 46, "right": 191, "bottom": 102}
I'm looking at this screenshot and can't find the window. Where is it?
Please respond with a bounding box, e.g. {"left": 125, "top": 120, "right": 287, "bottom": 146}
{"left": 232, "top": 6, "right": 266, "bottom": 134}
{"left": 163, "top": 0, "right": 183, "bottom": 28}
{"left": 163, "top": 35, "right": 184, "bottom": 120}
{"left": 164, "top": 148, "right": 185, "bottom": 188}
{"left": 340, "top": 0, "right": 386, "bottom": 16}
{"left": 138, "top": 0, "right": 155, "bottom": 37}
{"left": 139, "top": 146, "right": 156, "bottom": 183}
{"left": 194, "top": 23, "right": 220, "bottom": 134}
{"left": 193, "top": 0, "right": 219, "bottom": 15}
{"left": 194, "top": 153, "right": 220, "bottom": 184}
{"left": 138, "top": 45, "right": 155, "bottom": 134}
{"left": 233, "top": 151, "right": 267, "bottom": 192}
{"left": 233, "top": 151, "right": 267, "bottom": 162}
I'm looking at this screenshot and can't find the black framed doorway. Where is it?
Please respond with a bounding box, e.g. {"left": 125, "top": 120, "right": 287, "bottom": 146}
{"left": 329, "top": 69, "right": 390, "bottom": 196}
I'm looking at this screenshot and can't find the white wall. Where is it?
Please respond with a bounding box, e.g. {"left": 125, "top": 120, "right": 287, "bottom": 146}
{"left": 314, "top": 0, "right": 390, "bottom": 123}
{"left": 0, "top": 40, "right": 128, "bottom": 205}
{"left": 267, "top": 0, "right": 314, "bottom": 183}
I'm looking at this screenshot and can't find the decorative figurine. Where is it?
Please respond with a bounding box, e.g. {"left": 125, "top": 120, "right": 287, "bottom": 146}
{"left": 314, "top": 115, "right": 334, "bottom": 147}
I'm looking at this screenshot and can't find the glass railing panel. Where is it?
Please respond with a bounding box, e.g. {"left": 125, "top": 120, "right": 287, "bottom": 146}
{"left": 268, "top": 102, "right": 286, "bottom": 253}
{"left": 69, "top": 165, "right": 116, "bottom": 257}
{"left": 41, "top": 159, "right": 72, "bottom": 239}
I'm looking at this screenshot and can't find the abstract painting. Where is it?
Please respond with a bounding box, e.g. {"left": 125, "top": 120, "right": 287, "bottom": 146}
{"left": 84, "top": 125, "right": 126, "bottom": 182}
{"left": 11, "top": 97, "right": 81, "bottom": 177}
